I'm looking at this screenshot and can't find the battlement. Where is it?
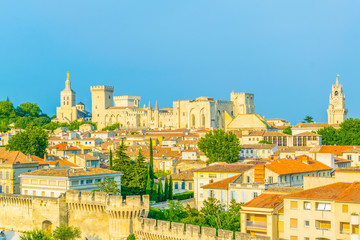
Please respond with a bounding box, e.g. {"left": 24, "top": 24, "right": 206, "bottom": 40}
{"left": 65, "top": 190, "right": 149, "bottom": 208}
{"left": 231, "top": 92, "right": 254, "bottom": 97}
{"left": 90, "top": 85, "right": 114, "bottom": 91}
{"left": 134, "top": 217, "right": 270, "bottom": 240}
{"left": 114, "top": 95, "right": 141, "bottom": 100}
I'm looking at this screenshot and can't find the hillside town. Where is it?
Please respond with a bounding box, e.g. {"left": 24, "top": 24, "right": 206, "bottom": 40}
{"left": 0, "top": 73, "right": 359, "bottom": 240}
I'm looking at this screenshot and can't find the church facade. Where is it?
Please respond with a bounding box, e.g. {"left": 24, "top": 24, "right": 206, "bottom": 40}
{"left": 90, "top": 85, "right": 255, "bottom": 130}
{"left": 56, "top": 73, "right": 91, "bottom": 123}
{"left": 327, "top": 75, "right": 348, "bottom": 124}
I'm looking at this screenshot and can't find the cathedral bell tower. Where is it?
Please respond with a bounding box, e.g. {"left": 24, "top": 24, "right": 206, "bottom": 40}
{"left": 327, "top": 74, "right": 348, "bottom": 124}
{"left": 60, "top": 72, "right": 76, "bottom": 108}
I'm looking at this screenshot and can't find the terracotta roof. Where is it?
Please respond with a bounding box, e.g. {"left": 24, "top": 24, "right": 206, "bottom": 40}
{"left": 293, "top": 123, "right": 340, "bottom": 128}
{"left": 334, "top": 157, "right": 352, "bottom": 164}
{"left": 0, "top": 151, "right": 34, "bottom": 164}
{"left": 201, "top": 175, "right": 240, "bottom": 189}
{"left": 285, "top": 182, "right": 360, "bottom": 203}
{"left": 242, "top": 194, "right": 284, "bottom": 209}
{"left": 48, "top": 143, "right": 80, "bottom": 151}
{"left": 241, "top": 144, "right": 277, "bottom": 149}
{"left": 335, "top": 168, "right": 360, "bottom": 173}
{"left": 247, "top": 131, "right": 265, "bottom": 136}
{"left": 265, "top": 155, "right": 332, "bottom": 175}
{"left": 263, "top": 132, "right": 291, "bottom": 137}
{"left": 265, "top": 186, "right": 303, "bottom": 194}
{"left": 75, "top": 154, "right": 98, "bottom": 161}
{"left": 170, "top": 169, "right": 195, "bottom": 181}
{"left": 194, "top": 162, "right": 254, "bottom": 173}
{"left": 342, "top": 148, "right": 360, "bottom": 154}
{"left": 49, "top": 160, "right": 79, "bottom": 167}
{"left": 21, "top": 167, "right": 121, "bottom": 177}
{"left": 293, "top": 132, "right": 320, "bottom": 137}
{"left": 173, "top": 159, "right": 206, "bottom": 167}
{"left": 318, "top": 146, "right": 359, "bottom": 155}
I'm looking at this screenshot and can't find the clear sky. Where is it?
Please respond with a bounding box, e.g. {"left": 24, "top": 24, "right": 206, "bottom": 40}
{"left": 1, "top": 0, "right": 359, "bottom": 124}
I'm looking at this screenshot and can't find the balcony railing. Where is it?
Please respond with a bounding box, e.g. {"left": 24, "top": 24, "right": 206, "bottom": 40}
{"left": 246, "top": 221, "right": 267, "bottom": 230}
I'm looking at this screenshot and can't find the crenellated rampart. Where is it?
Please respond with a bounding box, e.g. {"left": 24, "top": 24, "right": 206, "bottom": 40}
{"left": 134, "top": 217, "right": 270, "bottom": 240}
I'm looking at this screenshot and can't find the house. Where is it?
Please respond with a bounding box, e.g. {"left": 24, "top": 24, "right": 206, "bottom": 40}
{"left": 292, "top": 132, "right": 322, "bottom": 147}
{"left": 0, "top": 151, "right": 39, "bottom": 194}
{"left": 240, "top": 144, "right": 277, "bottom": 159}
{"left": 48, "top": 143, "right": 81, "bottom": 158}
{"left": 181, "top": 148, "right": 199, "bottom": 160}
{"left": 79, "top": 124, "right": 95, "bottom": 132}
{"left": 69, "top": 154, "right": 100, "bottom": 168}
{"left": 173, "top": 159, "right": 206, "bottom": 174}
{"left": 20, "top": 168, "right": 122, "bottom": 198}
{"left": 169, "top": 169, "right": 194, "bottom": 194}
{"left": 193, "top": 163, "right": 254, "bottom": 209}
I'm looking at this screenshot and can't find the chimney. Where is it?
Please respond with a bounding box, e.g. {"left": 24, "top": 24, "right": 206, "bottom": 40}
{"left": 209, "top": 179, "right": 214, "bottom": 184}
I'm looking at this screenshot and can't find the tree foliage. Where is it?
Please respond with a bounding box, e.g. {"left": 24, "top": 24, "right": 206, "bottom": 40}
{"left": 52, "top": 224, "right": 81, "bottom": 240}
{"left": 282, "top": 126, "right": 292, "bottom": 135}
{"left": 302, "top": 115, "right": 314, "bottom": 123}
{"left": 101, "top": 123, "right": 120, "bottom": 131}
{"left": 20, "top": 229, "right": 52, "bottom": 240}
{"left": 94, "top": 177, "right": 121, "bottom": 195}
{"left": 317, "top": 118, "right": 360, "bottom": 145}
{"left": 7, "top": 124, "right": 48, "bottom": 157}
{"left": 198, "top": 129, "right": 241, "bottom": 164}
{"left": 126, "top": 234, "right": 136, "bottom": 240}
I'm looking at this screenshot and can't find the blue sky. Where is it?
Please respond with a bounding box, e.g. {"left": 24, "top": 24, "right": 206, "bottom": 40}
{"left": 0, "top": 0, "right": 359, "bottom": 124}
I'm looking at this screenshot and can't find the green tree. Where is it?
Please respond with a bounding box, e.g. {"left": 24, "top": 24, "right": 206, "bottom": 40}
{"left": 198, "top": 129, "right": 241, "bottom": 164}
{"left": 126, "top": 233, "right": 136, "bottom": 240}
{"left": 132, "top": 149, "right": 147, "bottom": 193}
{"left": 109, "top": 149, "right": 113, "bottom": 168}
{"left": 16, "top": 102, "right": 41, "bottom": 117}
{"left": 158, "top": 179, "right": 163, "bottom": 202}
{"left": 164, "top": 200, "right": 187, "bottom": 222}
{"left": 52, "top": 224, "right": 81, "bottom": 240}
{"left": 14, "top": 116, "right": 33, "bottom": 129}
{"left": 283, "top": 126, "right": 292, "bottom": 135}
{"left": 317, "top": 126, "right": 339, "bottom": 145}
{"left": 302, "top": 115, "right": 314, "bottom": 123}
{"left": 0, "top": 100, "right": 16, "bottom": 120}
{"left": 7, "top": 124, "right": 49, "bottom": 158}
{"left": 169, "top": 176, "right": 173, "bottom": 200}
{"left": 164, "top": 177, "right": 169, "bottom": 200}
{"left": 94, "top": 177, "right": 121, "bottom": 195}
{"left": 101, "top": 123, "right": 120, "bottom": 131}
{"left": 146, "top": 169, "right": 152, "bottom": 195}
{"left": 20, "top": 229, "right": 52, "bottom": 240}
{"left": 149, "top": 138, "right": 154, "bottom": 179}
{"left": 151, "top": 182, "right": 158, "bottom": 202}
{"left": 111, "top": 140, "right": 133, "bottom": 195}
{"left": 258, "top": 140, "right": 273, "bottom": 144}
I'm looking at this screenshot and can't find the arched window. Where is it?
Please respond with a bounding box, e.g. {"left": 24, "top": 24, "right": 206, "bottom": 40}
{"left": 191, "top": 114, "right": 195, "bottom": 127}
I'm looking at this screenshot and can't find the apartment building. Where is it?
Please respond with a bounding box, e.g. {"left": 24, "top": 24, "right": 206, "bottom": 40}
{"left": 20, "top": 168, "right": 122, "bottom": 198}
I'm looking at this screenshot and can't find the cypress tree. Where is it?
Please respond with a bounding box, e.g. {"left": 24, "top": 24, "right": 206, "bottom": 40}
{"left": 151, "top": 181, "right": 158, "bottom": 202}
{"left": 164, "top": 177, "right": 169, "bottom": 200}
{"left": 133, "top": 149, "right": 147, "bottom": 193}
{"left": 149, "top": 138, "right": 154, "bottom": 179}
{"left": 158, "top": 179, "right": 163, "bottom": 202}
{"left": 146, "top": 168, "right": 152, "bottom": 195}
{"left": 111, "top": 139, "right": 132, "bottom": 195}
{"left": 169, "top": 176, "right": 173, "bottom": 200}
{"left": 109, "top": 149, "right": 113, "bottom": 168}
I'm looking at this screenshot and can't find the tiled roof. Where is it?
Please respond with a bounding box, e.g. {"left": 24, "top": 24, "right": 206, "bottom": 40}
{"left": 21, "top": 167, "right": 121, "bottom": 177}
{"left": 0, "top": 151, "right": 34, "bottom": 164}
{"left": 342, "top": 148, "right": 360, "bottom": 154}
{"left": 242, "top": 194, "right": 284, "bottom": 209}
{"left": 48, "top": 143, "right": 80, "bottom": 151}
{"left": 75, "top": 154, "right": 98, "bottom": 161}
{"left": 170, "top": 169, "right": 195, "bottom": 181}
{"left": 318, "top": 146, "right": 359, "bottom": 155}
{"left": 241, "top": 144, "right": 277, "bottom": 149}
{"left": 265, "top": 186, "right": 303, "bottom": 194}
{"left": 263, "top": 132, "right": 290, "bottom": 137}
{"left": 49, "top": 160, "right": 79, "bottom": 167}
{"left": 285, "top": 182, "right": 360, "bottom": 203}
{"left": 201, "top": 175, "right": 240, "bottom": 189}
{"left": 334, "top": 157, "right": 352, "bottom": 164}
{"left": 247, "top": 131, "right": 265, "bottom": 136}
{"left": 335, "top": 168, "right": 360, "bottom": 173}
{"left": 265, "top": 155, "right": 332, "bottom": 175}
{"left": 293, "top": 123, "right": 340, "bottom": 128}
{"left": 173, "top": 159, "right": 206, "bottom": 167}
{"left": 293, "top": 132, "right": 320, "bottom": 137}
{"left": 194, "top": 162, "right": 253, "bottom": 173}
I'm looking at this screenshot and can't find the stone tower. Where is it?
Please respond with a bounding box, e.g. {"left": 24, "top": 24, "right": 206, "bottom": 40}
{"left": 230, "top": 91, "right": 255, "bottom": 116}
{"left": 327, "top": 75, "right": 348, "bottom": 124}
{"left": 60, "top": 73, "right": 76, "bottom": 107}
{"left": 90, "top": 86, "right": 114, "bottom": 128}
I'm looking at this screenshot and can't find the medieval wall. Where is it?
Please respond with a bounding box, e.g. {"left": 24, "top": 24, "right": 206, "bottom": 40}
{"left": 134, "top": 218, "right": 270, "bottom": 240}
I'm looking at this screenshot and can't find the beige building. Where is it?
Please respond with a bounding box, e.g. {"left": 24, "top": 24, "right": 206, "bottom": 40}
{"left": 20, "top": 168, "right": 122, "bottom": 198}
{"left": 91, "top": 85, "right": 254, "bottom": 130}
{"left": 0, "top": 151, "right": 39, "bottom": 194}
{"left": 327, "top": 75, "right": 348, "bottom": 124}
{"left": 56, "top": 73, "right": 91, "bottom": 123}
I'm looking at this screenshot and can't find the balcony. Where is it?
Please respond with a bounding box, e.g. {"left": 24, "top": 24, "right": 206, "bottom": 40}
{"left": 246, "top": 220, "right": 267, "bottom": 230}
{"left": 352, "top": 215, "right": 359, "bottom": 225}
{"left": 351, "top": 234, "right": 359, "bottom": 240}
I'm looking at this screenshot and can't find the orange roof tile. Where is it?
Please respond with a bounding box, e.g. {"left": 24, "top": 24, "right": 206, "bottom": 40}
{"left": 318, "top": 146, "right": 359, "bottom": 155}
{"left": 48, "top": 143, "right": 81, "bottom": 151}
{"left": 0, "top": 151, "right": 34, "bottom": 164}
{"left": 201, "top": 175, "right": 240, "bottom": 189}
{"left": 265, "top": 155, "right": 332, "bottom": 175}
{"left": 243, "top": 194, "right": 284, "bottom": 209}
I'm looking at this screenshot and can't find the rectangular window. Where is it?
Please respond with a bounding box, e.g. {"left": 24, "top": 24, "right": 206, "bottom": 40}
{"left": 342, "top": 204, "right": 348, "bottom": 213}
{"left": 95, "top": 179, "right": 101, "bottom": 183}
{"left": 304, "top": 201, "right": 310, "bottom": 210}
{"left": 72, "top": 181, "right": 79, "bottom": 186}
{"left": 304, "top": 220, "right": 310, "bottom": 227}
{"left": 231, "top": 191, "right": 237, "bottom": 201}
{"left": 85, "top": 179, "right": 93, "bottom": 184}
{"left": 42, "top": 191, "right": 45, "bottom": 197}
{"left": 253, "top": 192, "right": 258, "bottom": 198}
{"left": 241, "top": 192, "right": 246, "bottom": 202}
{"left": 51, "top": 192, "right": 54, "bottom": 198}
{"left": 80, "top": 180, "right": 84, "bottom": 185}
{"left": 290, "top": 201, "right": 298, "bottom": 209}
{"left": 188, "top": 182, "right": 192, "bottom": 190}
{"left": 340, "top": 222, "right": 350, "bottom": 234}
{"left": 24, "top": 190, "right": 28, "bottom": 195}
{"left": 6, "top": 172, "right": 9, "bottom": 179}
{"left": 220, "top": 190, "right": 225, "bottom": 202}
{"left": 290, "top": 218, "right": 298, "bottom": 229}
{"left": 316, "top": 220, "right": 331, "bottom": 230}
{"left": 200, "top": 173, "right": 204, "bottom": 178}
{"left": 209, "top": 174, "right": 217, "bottom": 178}
{"left": 32, "top": 190, "right": 36, "bottom": 196}
{"left": 316, "top": 202, "right": 331, "bottom": 211}
{"left": 175, "top": 182, "right": 178, "bottom": 189}
{"left": 208, "top": 190, "right": 215, "bottom": 198}
{"left": 220, "top": 174, "right": 224, "bottom": 178}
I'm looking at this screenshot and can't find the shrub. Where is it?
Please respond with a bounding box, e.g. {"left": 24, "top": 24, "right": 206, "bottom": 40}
{"left": 172, "top": 191, "right": 194, "bottom": 201}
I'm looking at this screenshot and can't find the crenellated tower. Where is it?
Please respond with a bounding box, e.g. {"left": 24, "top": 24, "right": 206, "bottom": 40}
{"left": 327, "top": 74, "right": 348, "bottom": 124}
{"left": 230, "top": 91, "right": 255, "bottom": 117}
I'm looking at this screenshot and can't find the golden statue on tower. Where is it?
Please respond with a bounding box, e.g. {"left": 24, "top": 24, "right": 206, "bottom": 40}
{"left": 67, "top": 72, "right": 70, "bottom": 81}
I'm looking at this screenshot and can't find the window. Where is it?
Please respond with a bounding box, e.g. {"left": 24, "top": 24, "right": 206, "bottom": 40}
{"left": 181, "top": 182, "right": 185, "bottom": 190}
{"left": 220, "top": 174, "right": 224, "bottom": 178}
{"left": 290, "top": 201, "right": 298, "bottom": 209}
{"left": 51, "top": 192, "right": 54, "bottom": 198}
{"left": 316, "top": 220, "right": 331, "bottom": 230}
{"left": 241, "top": 192, "right": 246, "bottom": 202}
{"left": 33, "top": 190, "right": 36, "bottom": 196}
{"left": 0, "top": 172, "right": 2, "bottom": 179}
{"left": 252, "top": 192, "right": 258, "bottom": 199}
{"left": 85, "top": 179, "right": 93, "bottom": 184}
{"left": 342, "top": 204, "right": 348, "bottom": 213}
{"left": 340, "top": 222, "right": 350, "bottom": 234}
{"left": 304, "top": 201, "right": 310, "bottom": 210}
{"left": 284, "top": 176, "right": 287, "bottom": 182}
{"left": 80, "top": 180, "right": 84, "bottom": 185}
{"left": 24, "top": 190, "right": 28, "bottom": 195}
{"left": 208, "top": 190, "right": 215, "bottom": 198}
{"left": 247, "top": 176, "right": 250, "bottom": 183}
{"left": 72, "top": 181, "right": 79, "bottom": 186}
{"left": 175, "top": 182, "right": 178, "bottom": 189}
{"left": 316, "top": 202, "right": 331, "bottom": 211}
{"left": 304, "top": 220, "right": 310, "bottom": 227}
{"left": 347, "top": 155, "right": 352, "bottom": 160}
{"left": 290, "top": 218, "right": 298, "bottom": 229}
{"left": 200, "top": 173, "right": 204, "bottom": 178}
{"left": 200, "top": 193, "right": 203, "bottom": 198}
{"left": 188, "top": 182, "right": 192, "bottom": 190}
{"left": 231, "top": 191, "right": 237, "bottom": 201}
{"left": 220, "top": 190, "right": 225, "bottom": 202}
{"left": 268, "top": 177, "right": 273, "bottom": 184}
{"left": 42, "top": 191, "right": 45, "bottom": 197}
{"left": 5, "top": 172, "right": 9, "bottom": 179}
{"left": 209, "top": 174, "right": 217, "bottom": 178}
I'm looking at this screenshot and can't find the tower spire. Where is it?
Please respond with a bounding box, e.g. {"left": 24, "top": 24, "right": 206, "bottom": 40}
{"left": 335, "top": 74, "right": 339, "bottom": 86}
{"left": 148, "top": 101, "right": 151, "bottom": 109}
{"left": 65, "top": 72, "right": 71, "bottom": 89}
{"left": 155, "top": 101, "right": 158, "bottom": 110}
